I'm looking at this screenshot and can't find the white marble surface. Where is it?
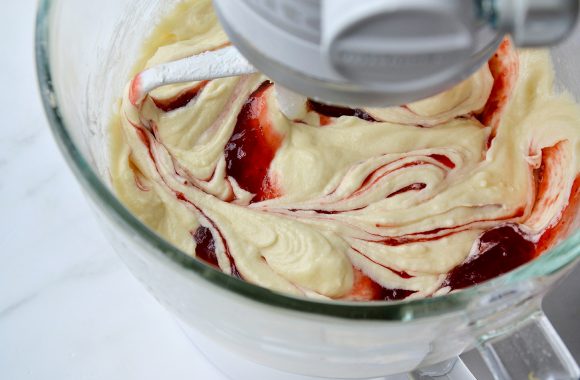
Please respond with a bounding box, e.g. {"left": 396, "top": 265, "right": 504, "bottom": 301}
{"left": 0, "top": 1, "right": 578, "bottom": 380}
{"left": 0, "top": 2, "right": 226, "bottom": 379}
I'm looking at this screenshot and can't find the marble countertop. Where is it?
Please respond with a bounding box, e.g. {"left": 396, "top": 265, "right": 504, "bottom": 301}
{"left": 1, "top": 1, "right": 578, "bottom": 379}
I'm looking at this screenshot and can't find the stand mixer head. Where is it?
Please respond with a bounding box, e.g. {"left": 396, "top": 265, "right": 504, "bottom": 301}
{"left": 212, "top": 0, "right": 579, "bottom": 106}
{"left": 130, "top": 0, "right": 580, "bottom": 112}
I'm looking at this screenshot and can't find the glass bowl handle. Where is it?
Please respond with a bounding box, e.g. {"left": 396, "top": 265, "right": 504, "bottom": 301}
{"left": 477, "top": 309, "right": 580, "bottom": 380}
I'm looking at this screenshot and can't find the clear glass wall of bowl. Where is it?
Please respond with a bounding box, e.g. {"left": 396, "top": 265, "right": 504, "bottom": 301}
{"left": 36, "top": 0, "right": 580, "bottom": 378}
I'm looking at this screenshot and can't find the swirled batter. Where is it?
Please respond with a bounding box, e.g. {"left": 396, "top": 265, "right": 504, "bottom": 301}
{"left": 111, "top": 0, "right": 580, "bottom": 301}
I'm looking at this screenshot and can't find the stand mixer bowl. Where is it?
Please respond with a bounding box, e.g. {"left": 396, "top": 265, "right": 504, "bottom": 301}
{"left": 36, "top": 0, "right": 580, "bottom": 378}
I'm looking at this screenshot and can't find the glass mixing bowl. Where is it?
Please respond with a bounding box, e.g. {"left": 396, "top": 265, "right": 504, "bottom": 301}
{"left": 35, "top": 0, "right": 580, "bottom": 378}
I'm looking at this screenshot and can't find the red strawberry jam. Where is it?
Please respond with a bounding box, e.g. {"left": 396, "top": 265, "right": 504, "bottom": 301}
{"left": 224, "top": 81, "right": 282, "bottom": 202}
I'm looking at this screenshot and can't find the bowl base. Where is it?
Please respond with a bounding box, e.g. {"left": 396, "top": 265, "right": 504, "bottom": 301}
{"left": 174, "top": 318, "right": 409, "bottom": 380}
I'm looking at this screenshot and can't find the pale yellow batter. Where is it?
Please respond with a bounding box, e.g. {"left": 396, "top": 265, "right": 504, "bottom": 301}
{"left": 111, "top": 0, "right": 580, "bottom": 300}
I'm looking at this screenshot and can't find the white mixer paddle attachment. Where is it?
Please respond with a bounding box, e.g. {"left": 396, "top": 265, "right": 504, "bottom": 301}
{"left": 127, "top": 45, "right": 309, "bottom": 120}
{"left": 128, "top": 45, "right": 257, "bottom": 106}
{"left": 273, "top": 85, "right": 309, "bottom": 121}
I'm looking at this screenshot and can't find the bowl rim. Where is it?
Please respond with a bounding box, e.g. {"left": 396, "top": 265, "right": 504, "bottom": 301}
{"left": 34, "top": 0, "right": 580, "bottom": 321}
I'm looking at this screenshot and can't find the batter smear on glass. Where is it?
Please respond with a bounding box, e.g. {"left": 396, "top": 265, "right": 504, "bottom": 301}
{"left": 111, "top": 0, "right": 580, "bottom": 301}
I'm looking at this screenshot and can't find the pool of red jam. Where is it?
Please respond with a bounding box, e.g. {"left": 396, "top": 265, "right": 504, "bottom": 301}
{"left": 444, "top": 225, "right": 535, "bottom": 290}
{"left": 346, "top": 270, "right": 416, "bottom": 301}
{"left": 192, "top": 226, "right": 219, "bottom": 268}
{"left": 476, "top": 38, "right": 519, "bottom": 146}
{"left": 224, "top": 81, "right": 282, "bottom": 202}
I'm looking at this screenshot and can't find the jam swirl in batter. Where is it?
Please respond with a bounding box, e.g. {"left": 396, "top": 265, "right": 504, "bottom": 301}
{"left": 113, "top": 1, "right": 580, "bottom": 301}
